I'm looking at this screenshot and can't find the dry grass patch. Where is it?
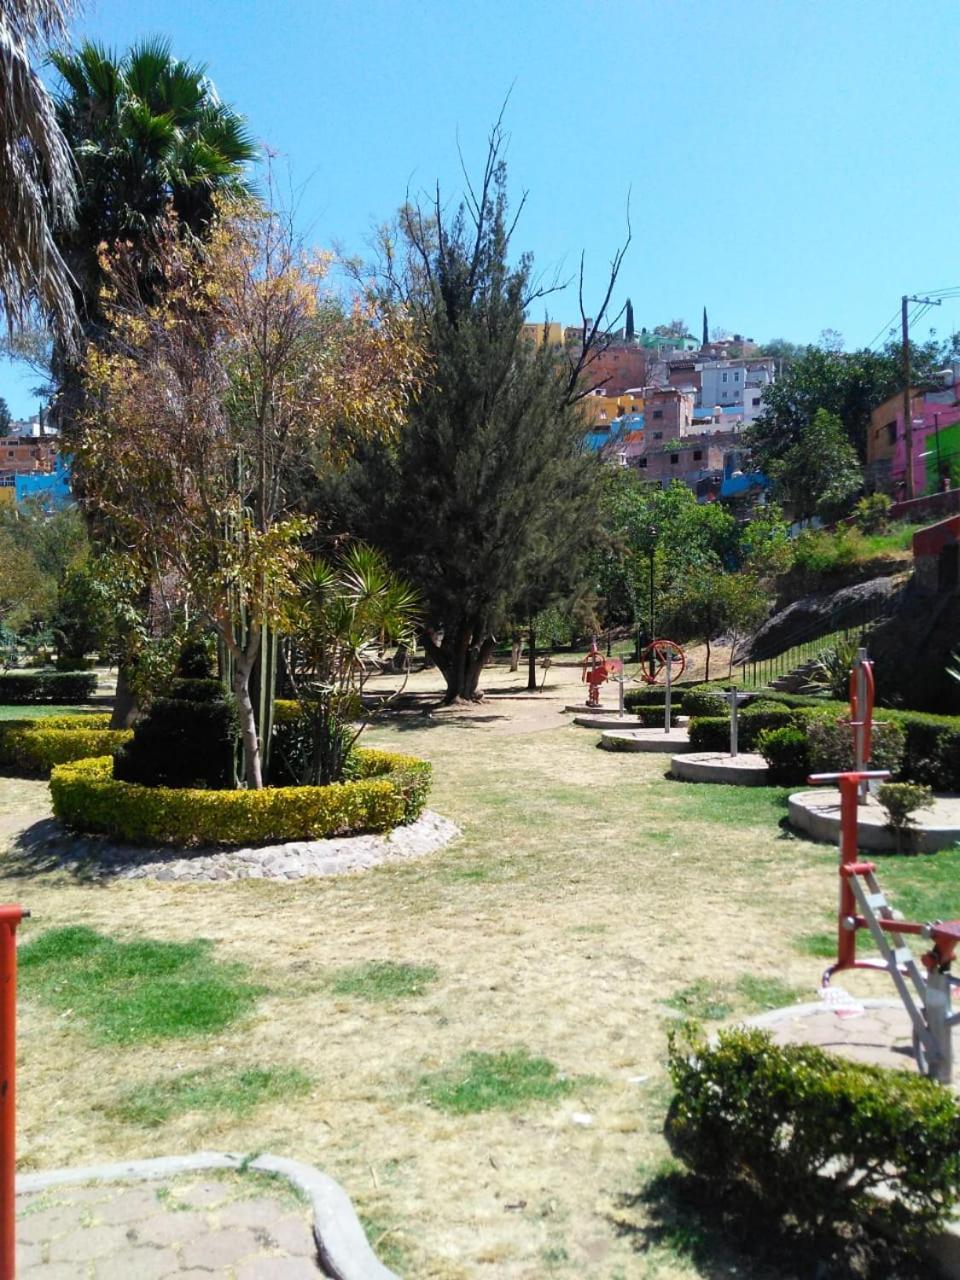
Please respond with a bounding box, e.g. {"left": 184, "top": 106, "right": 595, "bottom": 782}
{"left": 5, "top": 677, "right": 959, "bottom": 1279}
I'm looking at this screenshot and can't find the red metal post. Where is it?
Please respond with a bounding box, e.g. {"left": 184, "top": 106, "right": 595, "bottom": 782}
{"left": 0, "top": 905, "right": 25, "bottom": 1280}
{"left": 836, "top": 775, "right": 861, "bottom": 971}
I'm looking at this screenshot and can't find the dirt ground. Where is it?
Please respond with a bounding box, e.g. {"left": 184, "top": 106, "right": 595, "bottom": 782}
{"left": 2, "top": 651, "right": 936, "bottom": 1279}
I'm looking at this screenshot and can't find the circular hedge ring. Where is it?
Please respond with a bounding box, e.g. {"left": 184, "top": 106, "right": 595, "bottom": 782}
{"left": 50, "top": 749, "right": 432, "bottom": 848}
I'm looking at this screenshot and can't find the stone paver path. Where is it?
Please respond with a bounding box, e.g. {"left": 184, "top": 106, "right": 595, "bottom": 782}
{"left": 17, "top": 1171, "right": 320, "bottom": 1277}
{"left": 750, "top": 998, "right": 960, "bottom": 1086}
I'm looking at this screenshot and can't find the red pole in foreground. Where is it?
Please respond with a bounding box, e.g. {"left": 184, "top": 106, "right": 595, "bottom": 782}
{"left": 0, "top": 906, "right": 26, "bottom": 1280}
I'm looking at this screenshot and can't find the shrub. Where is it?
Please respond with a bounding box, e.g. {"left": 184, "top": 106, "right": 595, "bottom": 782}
{"left": 688, "top": 706, "right": 793, "bottom": 753}
{"left": 667, "top": 1024, "right": 960, "bottom": 1247}
{"left": 623, "top": 687, "right": 685, "bottom": 712}
{"left": 0, "top": 715, "right": 131, "bottom": 775}
{"left": 0, "top": 671, "right": 97, "bottom": 705}
{"left": 895, "top": 714, "right": 960, "bottom": 791}
{"left": 852, "top": 491, "right": 892, "bottom": 534}
{"left": 756, "top": 725, "right": 810, "bottom": 785}
{"left": 51, "top": 748, "right": 432, "bottom": 846}
{"left": 877, "top": 781, "right": 933, "bottom": 852}
{"left": 113, "top": 689, "right": 239, "bottom": 790}
{"left": 813, "top": 635, "right": 859, "bottom": 700}
{"left": 681, "top": 687, "right": 727, "bottom": 718}
{"left": 791, "top": 525, "right": 868, "bottom": 577}
{"left": 805, "top": 711, "right": 905, "bottom": 776}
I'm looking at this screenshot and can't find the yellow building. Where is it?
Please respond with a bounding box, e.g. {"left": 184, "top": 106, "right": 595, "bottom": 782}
{"left": 520, "top": 320, "right": 565, "bottom": 349}
{"left": 581, "top": 389, "right": 644, "bottom": 426}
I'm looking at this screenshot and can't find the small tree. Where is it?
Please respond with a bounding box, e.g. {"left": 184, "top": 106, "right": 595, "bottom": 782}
{"left": 769, "top": 408, "right": 862, "bottom": 524}
{"left": 665, "top": 565, "right": 767, "bottom": 682}
{"left": 78, "top": 198, "right": 419, "bottom": 786}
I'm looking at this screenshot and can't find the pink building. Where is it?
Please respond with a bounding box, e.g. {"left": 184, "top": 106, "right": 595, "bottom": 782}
{"left": 867, "top": 390, "right": 960, "bottom": 494}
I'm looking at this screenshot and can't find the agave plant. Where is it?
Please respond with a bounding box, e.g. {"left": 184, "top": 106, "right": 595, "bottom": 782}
{"left": 280, "top": 543, "right": 419, "bottom": 785}
{"left": 814, "top": 635, "right": 860, "bottom": 701}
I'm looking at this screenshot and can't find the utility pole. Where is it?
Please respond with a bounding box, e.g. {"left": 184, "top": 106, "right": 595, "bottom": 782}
{"left": 902, "top": 294, "right": 941, "bottom": 499}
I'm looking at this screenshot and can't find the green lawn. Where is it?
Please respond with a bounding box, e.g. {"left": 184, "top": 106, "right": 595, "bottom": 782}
{"left": 5, "top": 712, "right": 958, "bottom": 1278}
{"left": 0, "top": 704, "right": 103, "bottom": 721}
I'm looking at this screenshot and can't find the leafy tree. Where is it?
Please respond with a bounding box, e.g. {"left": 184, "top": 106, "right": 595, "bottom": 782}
{"left": 769, "top": 408, "right": 862, "bottom": 523}
{"left": 654, "top": 319, "right": 689, "bottom": 338}
{"left": 0, "top": 527, "right": 54, "bottom": 635}
{"left": 0, "top": 397, "right": 10, "bottom": 430}
{"left": 336, "top": 125, "right": 625, "bottom": 703}
{"left": 78, "top": 199, "right": 419, "bottom": 785}
{"left": 664, "top": 566, "right": 767, "bottom": 682}
{"left": 0, "top": 0, "right": 77, "bottom": 338}
{"left": 750, "top": 340, "right": 947, "bottom": 467}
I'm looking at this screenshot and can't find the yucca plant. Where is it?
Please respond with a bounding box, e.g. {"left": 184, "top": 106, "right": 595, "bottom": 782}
{"left": 814, "top": 634, "right": 860, "bottom": 700}
{"left": 280, "top": 544, "right": 418, "bottom": 786}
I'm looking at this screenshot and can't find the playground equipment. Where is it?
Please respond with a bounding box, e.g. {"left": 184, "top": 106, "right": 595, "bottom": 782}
{"left": 818, "top": 768, "right": 960, "bottom": 1083}
{"left": 718, "top": 688, "right": 753, "bottom": 757}
{"left": 1, "top": 905, "right": 27, "bottom": 1280}
{"left": 637, "top": 638, "right": 685, "bottom": 686}
{"left": 815, "top": 652, "right": 959, "bottom": 1083}
{"left": 581, "top": 642, "right": 622, "bottom": 708}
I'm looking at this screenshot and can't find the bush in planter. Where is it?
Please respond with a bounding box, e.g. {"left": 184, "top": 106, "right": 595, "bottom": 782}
{"left": 0, "top": 670, "right": 96, "bottom": 704}
{"left": 804, "top": 711, "right": 905, "bottom": 777}
{"left": 624, "top": 687, "right": 685, "bottom": 712}
{"left": 667, "top": 1023, "right": 960, "bottom": 1249}
{"left": 681, "top": 688, "right": 727, "bottom": 718}
{"left": 0, "top": 715, "right": 131, "bottom": 775}
{"left": 113, "top": 679, "right": 238, "bottom": 789}
{"left": 756, "top": 725, "right": 810, "bottom": 785}
{"left": 688, "top": 705, "right": 794, "bottom": 753}
{"left": 877, "top": 781, "right": 933, "bottom": 853}
{"left": 51, "top": 750, "right": 431, "bottom": 846}
{"left": 894, "top": 715, "right": 960, "bottom": 791}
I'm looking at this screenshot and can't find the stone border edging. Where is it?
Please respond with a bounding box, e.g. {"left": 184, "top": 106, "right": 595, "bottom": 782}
{"left": 17, "top": 1150, "right": 397, "bottom": 1280}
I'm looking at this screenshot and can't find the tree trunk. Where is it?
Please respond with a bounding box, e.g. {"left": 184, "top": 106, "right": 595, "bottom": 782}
{"left": 110, "top": 666, "right": 140, "bottom": 729}
{"left": 424, "top": 624, "right": 494, "bottom": 702}
{"left": 527, "top": 624, "right": 537, "bottom": 691}
{"left": 233, "top": 652, "right": 263, "bottom": 789}
{"left": 704, "top": 635, "right": 711, "bottom": 683}
{"left": 392, "top": 641, "right": 409, "bottom": 673}
{"left": 509, "top": 636, "right": 521, "bottom": 673}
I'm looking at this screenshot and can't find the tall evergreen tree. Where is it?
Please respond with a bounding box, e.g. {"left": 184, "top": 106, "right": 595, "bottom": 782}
{"left": 339, "top": 125, "right": 626, "bottom": 702}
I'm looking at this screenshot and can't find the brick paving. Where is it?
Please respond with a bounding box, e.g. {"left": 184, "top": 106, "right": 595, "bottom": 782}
{"left": 17, "top": 1171, "right": 321, "bottom": 1277}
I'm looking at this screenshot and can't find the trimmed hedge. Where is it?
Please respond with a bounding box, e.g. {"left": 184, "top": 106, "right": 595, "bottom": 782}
{"left": 623, "top": 687, "right": 686, "bottom": 712}
{"left": 113, "top": 690, "right": 238, "bottom": 790}
{"left": 0, "top": 715, "right": 132, "bottom": 776}
{"left": 688, "top": 706, "right": 794, "bottom": 753}
{"left": 667, "top": 1024, "right": 960, "bottom": 1247}
{"left": 50, "top": 747, "right": 432, "bottom": 847}
{"left": 0, "top": 671, "right": 97, "bottom": 704}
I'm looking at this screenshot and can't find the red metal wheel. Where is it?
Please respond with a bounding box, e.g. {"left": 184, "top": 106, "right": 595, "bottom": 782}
{"left": 637, "top": 638, "right": 686, "bottom": 685}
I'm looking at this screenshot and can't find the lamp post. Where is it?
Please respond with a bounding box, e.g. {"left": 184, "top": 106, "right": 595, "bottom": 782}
{"left": 647, "top": 525, "right": 657, "bottom": 680}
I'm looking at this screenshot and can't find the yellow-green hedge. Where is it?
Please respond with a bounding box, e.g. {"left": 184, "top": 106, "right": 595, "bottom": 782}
{"left": 0, "top": 715, "right": 133, "bottom": 776}
{"left": 49, "top": 747, "right": 432, "bottom": 847}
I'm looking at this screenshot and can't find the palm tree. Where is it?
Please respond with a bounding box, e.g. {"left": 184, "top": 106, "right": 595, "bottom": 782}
{"left": 0, "top": 0, "right": 77, "bottom": 339}
{"left": 51, "top": 37, "right": 256, "bottom": 327}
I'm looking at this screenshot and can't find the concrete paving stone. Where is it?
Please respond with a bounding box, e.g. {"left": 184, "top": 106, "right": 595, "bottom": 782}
{"left": 128, "top": 1212, "right": 195, "bottom": 1248}
{"left": 92, "top": 1247, "right": 182, "bottom": 1279}
{"left": 170, "top": 1180, "right": 231, "bottom": 1209}
{"left": 236, "top": 1256, "right": 322, "bottom": 1279}
{"left": 180, "top": 1227, "right": 260, "bottom": 1269}
{"left": 13, "top": 1239, "right": 45, "bottom": 1268}
{"left": 214, "top": 1197, "right": 310, "bottom": 1240}
{"left": 48, "top": 1224, "right": 135, "bottom": 1263}
{"left": 19, "top": 1263, "right": 87, "bottom": 1278}
{"left": 89, "top": 1187, "right": 163, "bottom": 1224}
{"left": 17, "top": 1205, "right": 88, "bottom": 1242}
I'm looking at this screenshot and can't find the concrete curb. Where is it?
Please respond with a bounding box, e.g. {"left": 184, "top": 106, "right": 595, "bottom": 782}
{"left": 17, "top": 1150, "right": 397, "bottom": 1280}
{"left": 788, "top": 788, "right": 960, "bottom": 852}
{"left": 670, "top": 751, "right": 769, "bottom": 785}
{"left": 598, "top": 728, "right": 692, "bottom": 753}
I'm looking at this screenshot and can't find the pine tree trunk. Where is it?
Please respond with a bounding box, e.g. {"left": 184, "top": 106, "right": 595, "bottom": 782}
{"left": 527, "top": 624, "right": 537, "bottom": 691}
{"left": 424, "top": 624, "right": 494, "bottom": 702}
{"left": 704, "top": 635, "right": 711, "bottom": 683}
{"left": 509, "top": 637, "right": 521, "bottom": 673}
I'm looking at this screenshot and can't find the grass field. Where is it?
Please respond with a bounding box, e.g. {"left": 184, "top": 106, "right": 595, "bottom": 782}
{"left": 3, "top": 671, "right": 957, "bottom": 1278}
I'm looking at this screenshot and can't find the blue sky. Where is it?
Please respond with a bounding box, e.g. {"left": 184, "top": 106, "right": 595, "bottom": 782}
{"left": 4, "top": 0, "right": 960, "bottom": 415}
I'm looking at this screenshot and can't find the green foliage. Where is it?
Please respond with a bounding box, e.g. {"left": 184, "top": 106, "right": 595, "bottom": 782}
{"left": 51, "top": 749, "right": 431, "bottom": 846}
{"left": 736, "top": 504, "right": 794, "bottom": 578}
{"left": 330, "top": 961, "right": 438, "bottom": 1001}
{"left": 664, "top": 566, "right": 768, "bottom": 681}
{"left": 768, "top": 408, "right": 862, "bottom": 522}
{"left": 0, "top": 714, "right": 130, "bottom": 774}
{"left": 804, "top": 711, "right": 905, "bottom": 776}
{"left": 113, "top": 689, "right": 239, "bottom": 790}
{"left": 756, "top": 725, "right": 810, "bottom": 785}
{"left": 419, "top": 1049, "right": 575, "bottom": 1115}
{"left": 679, "top": 688, "right": 726, "bottom": 718}
{"left": 623, "top": 687, "right": 686, "bottom": 711}
{"left": 852, "top": 491, "right": 893, "bottom": 534}
{"left": 687, "top": 706, "right": 793, "bottom": 753}
{"left": 877, "top": 782, "right": 933, "bottom": 839}
{"left": 896, "top": 715, "right": 960, "bottom": 791}
{"left": 814, "top": 635, "right": 860, "bottom": 700}
{"left": 20, "top": 926, "right": 260, "bottom": 1044}
{"left": 113, "top": 1066, "right": 311, "bottom": 1127}
{"left": 667, "top": 1024, "right": 960, "bottom": 1246}
{"left": 0, "top": 670, "right": 96, "bottom": 703}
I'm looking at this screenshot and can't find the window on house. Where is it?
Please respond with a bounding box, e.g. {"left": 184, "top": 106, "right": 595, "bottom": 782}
{"left": 654, "top": 431, "right": 662, "bottom": 440}
{"left": 6, "top": 451, "right": 12, "bottom": 458}
{"left": 670, "top": 453, "right": 679, "bottom": 464}
{"left": 886, "top": 422, "right": 897, "bottom": 445}
{"left": 693, "top": 450, "right": 703, "bottom": 461}
{"left": 637, "top": 457, "right": 648, "bottom": 468}
{"left": 722, "top": 372, "right": 728, "bottom": 382}
{"left": 752, "top": 397, "right": 761, "bottom": 407}
{"left": 734, "top": 371, "right": 740, "bottom": 380}
{"left": 652, "top": 409, "right": 663, "bottom": 419}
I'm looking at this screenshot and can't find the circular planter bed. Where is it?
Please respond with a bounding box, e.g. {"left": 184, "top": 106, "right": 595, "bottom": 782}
{"left": 0, "top": 715, "right": 132, "bottom": 776}
{"left": 50, "top": 748, "right": 431, "bottom": 847}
